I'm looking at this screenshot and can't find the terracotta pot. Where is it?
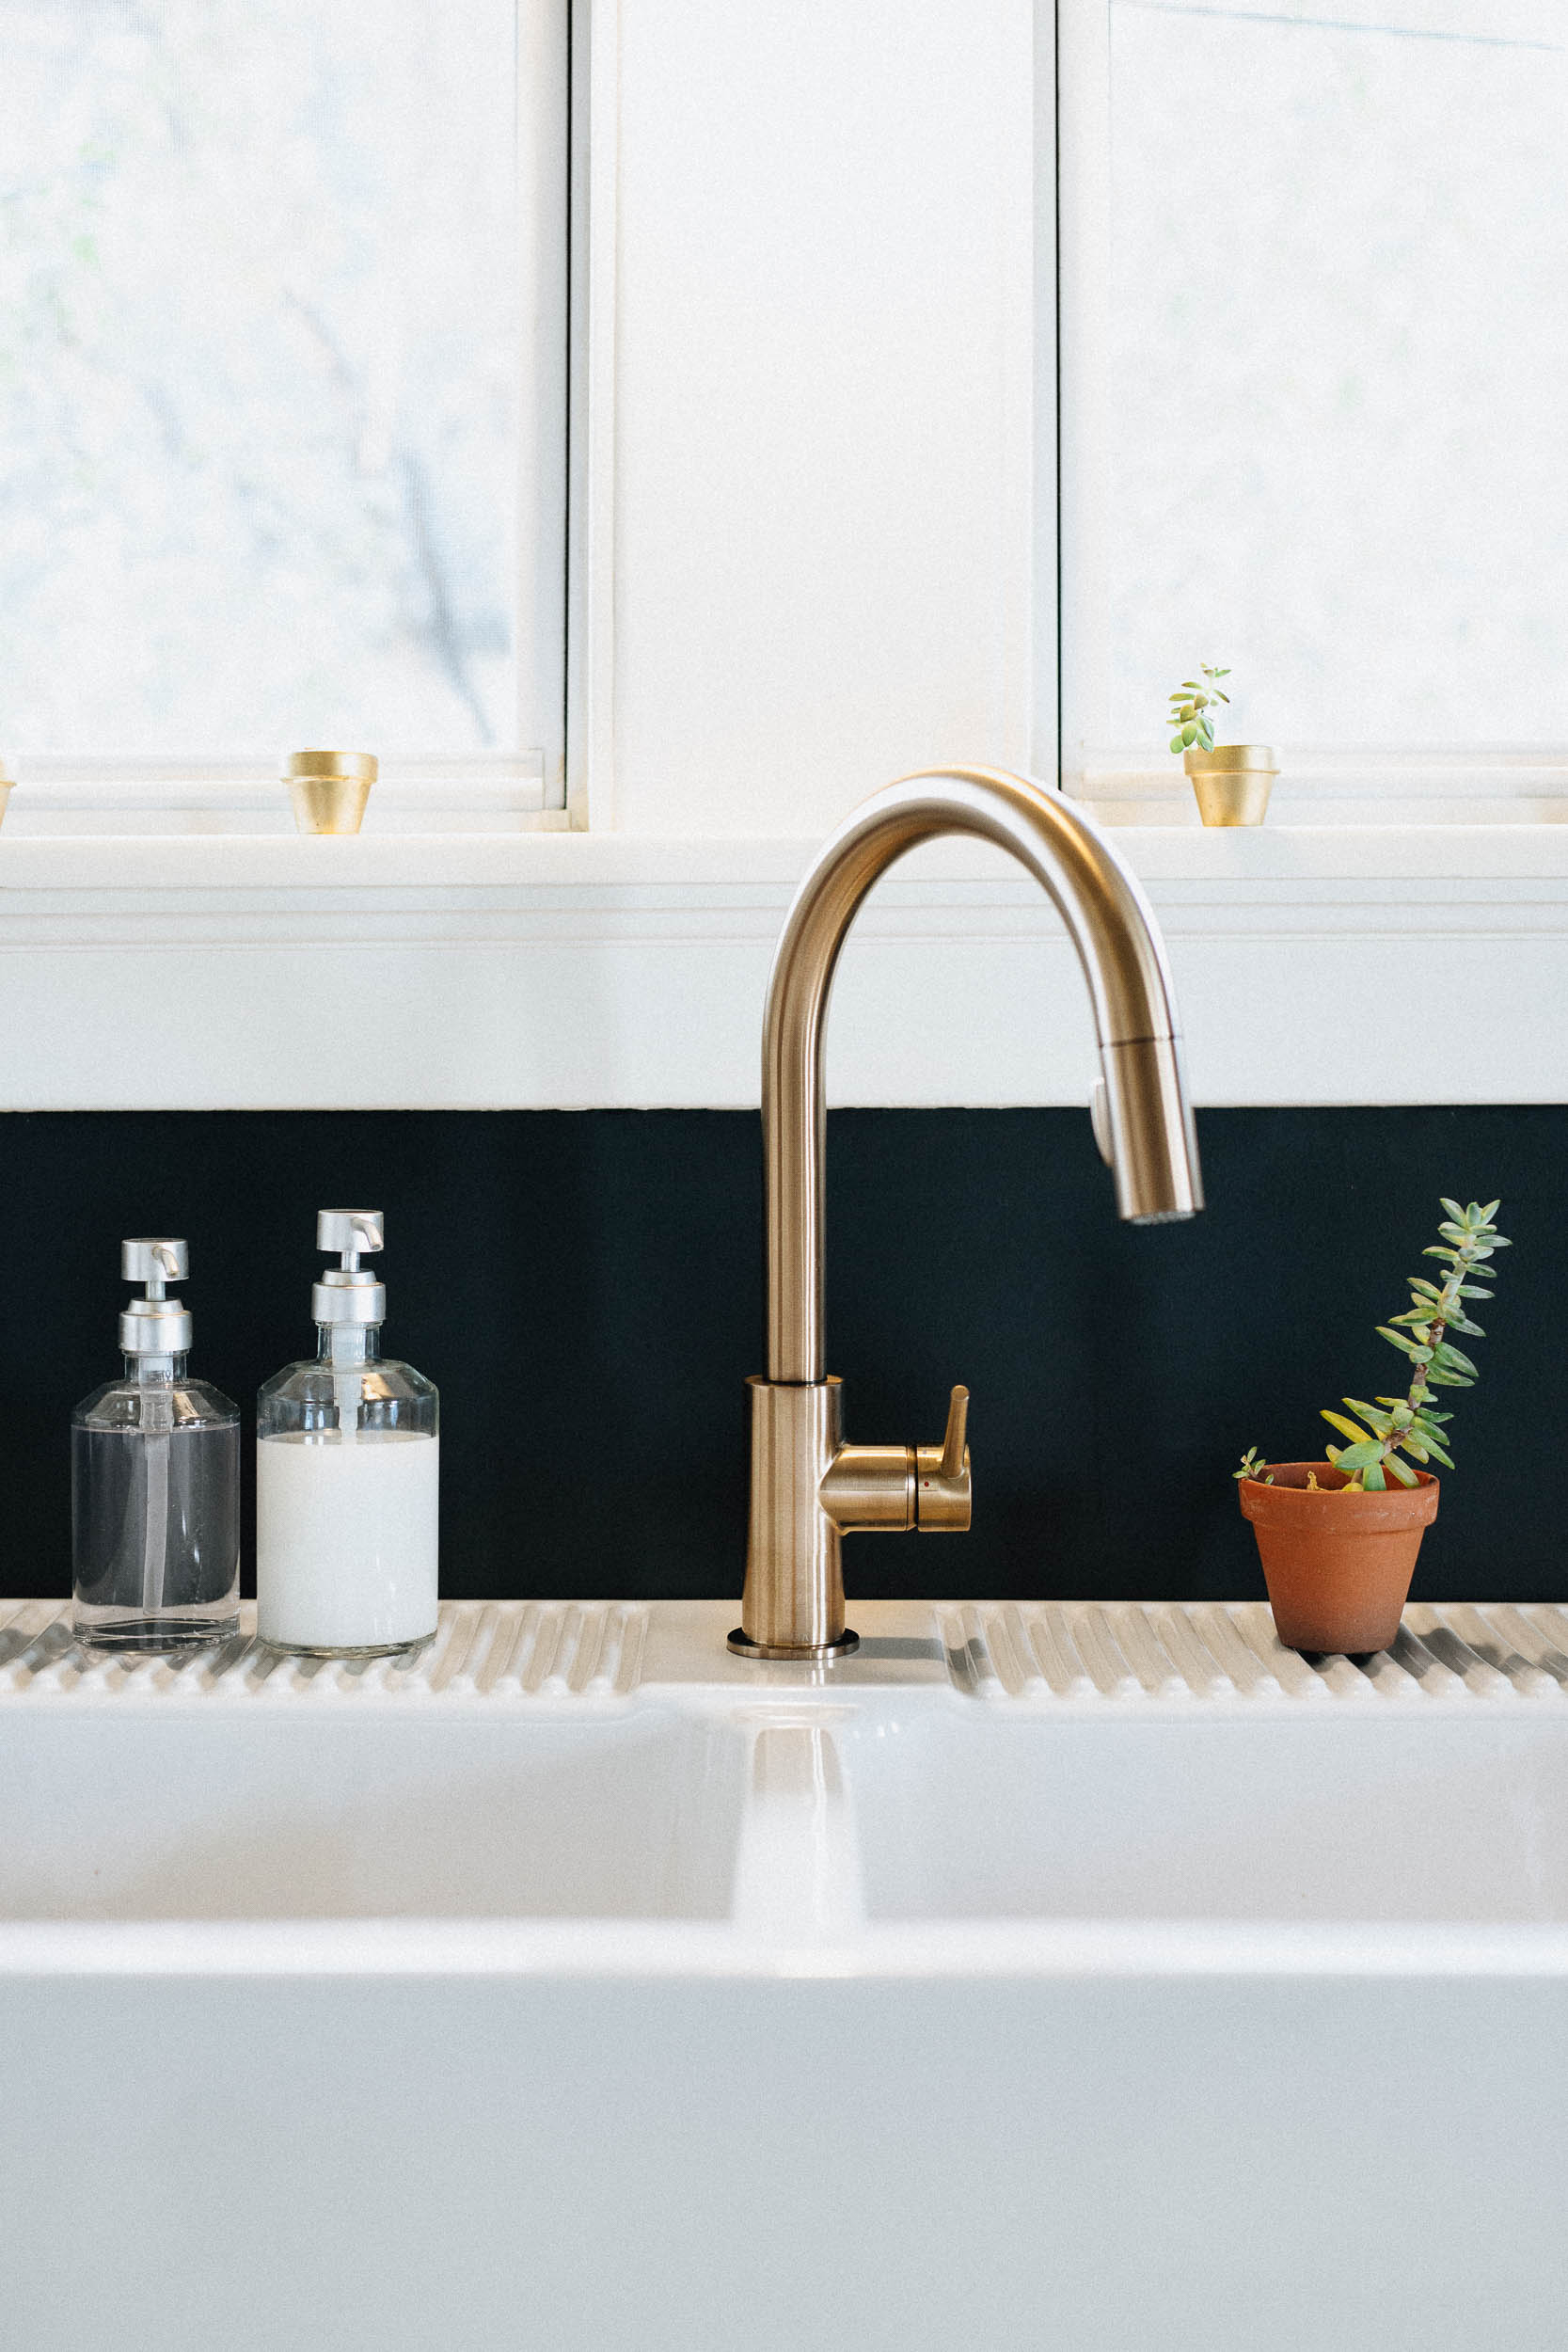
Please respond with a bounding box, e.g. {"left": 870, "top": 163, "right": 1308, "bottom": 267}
{"left": 1238, "top": 1460, "right": 1438, "bottom": 1654}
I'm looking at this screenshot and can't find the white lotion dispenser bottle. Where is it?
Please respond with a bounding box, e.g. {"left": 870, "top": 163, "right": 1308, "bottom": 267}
{"left": 257, "top": 1210, "right": 439, "bottom": 1655}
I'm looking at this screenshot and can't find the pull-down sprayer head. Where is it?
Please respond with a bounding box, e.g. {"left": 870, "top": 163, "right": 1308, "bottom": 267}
{"left": 1093, "top": 1033, "right": 1202, "bottom": 1225}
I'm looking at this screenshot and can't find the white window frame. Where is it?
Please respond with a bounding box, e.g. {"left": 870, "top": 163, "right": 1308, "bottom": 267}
{"left": 2, "top": 0, "right": 571, "bottom": 838}
{"left": 1050, "top": 0, "right": 1568, "bottom": 829}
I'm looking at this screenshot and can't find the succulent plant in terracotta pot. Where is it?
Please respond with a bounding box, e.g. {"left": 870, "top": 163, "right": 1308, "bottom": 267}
{"left": 1236, "top": 1199, "right": 1509, "bottom": 1655}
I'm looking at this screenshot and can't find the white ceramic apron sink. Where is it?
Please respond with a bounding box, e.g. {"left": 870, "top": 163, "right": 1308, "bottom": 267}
{"left": 3, "top": 1596, "right": 1567, "bottom": 2352}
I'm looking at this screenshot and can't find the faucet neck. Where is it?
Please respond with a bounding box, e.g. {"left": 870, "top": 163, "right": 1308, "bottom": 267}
{"left": 760, "top": 766, "right": 1194, "bottom": 1382}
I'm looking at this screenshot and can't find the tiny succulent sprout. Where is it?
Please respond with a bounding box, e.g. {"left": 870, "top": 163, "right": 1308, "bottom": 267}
{"left": 1167, "top": 663, "right": 1230, "bottom": 755}
{"left": 1234, "top": 1445, "right": 1273, "bottom": 1485}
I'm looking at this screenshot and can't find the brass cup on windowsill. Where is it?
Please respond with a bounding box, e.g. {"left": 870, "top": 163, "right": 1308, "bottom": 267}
{"left": 286, "top": 749, "right": 377, "bottom": 835}
{"left": 1182, "top": 742, "right": 1276, "bottom": 827}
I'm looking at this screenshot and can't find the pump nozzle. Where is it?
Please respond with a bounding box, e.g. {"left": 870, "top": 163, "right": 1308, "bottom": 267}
{"left": 312, "top": 1212, "right": 386, "bottom": 1444}
{"left": 119, "top": 1238, "right": 193, "bottom": 1356}
{"left": 313, "top": 1211, "right": 387, "bottom": 1326}
{"left": 318, "top": 1210, "right": 384, "bottom": 1270}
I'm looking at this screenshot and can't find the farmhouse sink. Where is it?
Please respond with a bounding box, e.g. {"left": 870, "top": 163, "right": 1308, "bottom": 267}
{"left": 3, "top": 1595, "right": 1567, "bottom": 2352}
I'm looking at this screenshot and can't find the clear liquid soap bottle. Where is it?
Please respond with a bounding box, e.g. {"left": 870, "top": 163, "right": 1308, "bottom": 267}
{"left": 71, "top": 1240, "right": 241, "bottom": 1651}
{"left": 256, "top": 1211, "right": 439, "bottom": 1656}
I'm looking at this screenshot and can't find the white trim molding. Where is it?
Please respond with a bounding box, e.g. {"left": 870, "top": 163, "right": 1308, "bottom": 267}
{"left": 1, "top": 823, "right": 1563, "bottom": 1109}
{"left": 565, "top": 0, "right": 620, "bottom": 832}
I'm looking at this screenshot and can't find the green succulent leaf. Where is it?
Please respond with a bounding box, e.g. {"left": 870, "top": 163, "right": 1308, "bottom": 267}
{"left": 1331, "top": 1439, "right": 1384, "bottom": 1470}
{"left": 1322, "top": 1410, "right": 1371, "bottom": 1444}
{"left": 1384, "top": 1455, "right": 1419, "bottom": 1487}
{"left": 1361, "top": 1460, "right": 1387, "bottom": 1491}
{"left": 1379, "top": 1327, "right": 1433, "bottom": 1361}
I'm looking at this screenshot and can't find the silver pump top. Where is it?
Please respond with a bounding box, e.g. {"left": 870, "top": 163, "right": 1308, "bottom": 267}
{"left": 313, "top": 1209, "right": 387, "bottom": 1326}
{"left": 119, "top": 1237, "right": 193, "bottom": 1358}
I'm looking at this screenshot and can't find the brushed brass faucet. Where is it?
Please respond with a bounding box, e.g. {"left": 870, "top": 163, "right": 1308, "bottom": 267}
{"left": 730, "top": 766, "right": 1203, "bottom": 1661}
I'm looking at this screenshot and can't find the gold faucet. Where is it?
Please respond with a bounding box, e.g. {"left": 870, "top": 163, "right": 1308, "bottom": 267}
{"left": 729, "top": 766, "right": 1204, "bottom": 1661}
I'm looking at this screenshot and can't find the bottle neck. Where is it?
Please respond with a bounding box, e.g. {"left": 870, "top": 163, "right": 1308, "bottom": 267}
{"left": 317, "top": 1324, "right": 382, "bottom": 1367}
{"left": 124, "top": 1352, "right": 188, "bottom": 1384}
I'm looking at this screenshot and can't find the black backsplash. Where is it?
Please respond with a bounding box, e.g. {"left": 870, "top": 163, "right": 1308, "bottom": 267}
{"left": 0, "top": 1106, "right": 1557, "bottom": 1603}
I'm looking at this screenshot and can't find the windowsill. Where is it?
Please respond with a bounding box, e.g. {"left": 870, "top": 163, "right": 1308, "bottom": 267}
{"left": 0, "top": 764, "right": 556, "bottom": 840}
{"left": 1072, "top": 749, "right": 1568, "bottom": 834}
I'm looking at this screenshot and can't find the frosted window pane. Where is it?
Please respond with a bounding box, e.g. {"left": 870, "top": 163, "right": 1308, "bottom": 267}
{"left": 1103, "top": 1, "right": 1568, "bottom": 748}
{"left": 2, "top": 0, "right": 525, "bottom": 753}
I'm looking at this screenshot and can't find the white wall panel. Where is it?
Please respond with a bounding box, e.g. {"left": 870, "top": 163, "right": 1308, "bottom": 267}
{"left": 2, "top": 830, "right": 1562, "bottom": 1109}
{"left": 610, "top": 0, "right": 1037, "bottom": 837}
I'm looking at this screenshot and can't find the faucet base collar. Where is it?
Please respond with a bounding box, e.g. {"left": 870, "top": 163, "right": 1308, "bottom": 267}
{"left": 726, "top": 1627, "right": 860, "bottom": 1661}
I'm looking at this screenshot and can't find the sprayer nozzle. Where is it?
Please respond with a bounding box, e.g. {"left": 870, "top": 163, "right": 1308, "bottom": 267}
{"left": 1095, "top": 1038, "right": 1204, "bottom": 1223}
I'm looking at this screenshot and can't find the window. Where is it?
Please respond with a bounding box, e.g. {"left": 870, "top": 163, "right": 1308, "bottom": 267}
{"left": 1057, "top": 0, "right": 1568, "bottom": 800}
{"left": 2, "top": 0, "right": 565, "bottom": 794}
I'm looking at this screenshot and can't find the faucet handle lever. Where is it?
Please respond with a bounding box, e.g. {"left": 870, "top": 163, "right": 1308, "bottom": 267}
{"left": 916, "top": 1386, "right": 972, "bottom": 1532}
{"left": 939, "top": 1385, "right": 969, "bottom": 1479}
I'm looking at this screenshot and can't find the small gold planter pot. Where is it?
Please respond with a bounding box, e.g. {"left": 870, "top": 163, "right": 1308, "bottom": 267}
{"left": 286, "top": 748, "right": 377, "bottom": 835}
{"left": 1182, "top": 742, "right": 1276, "bottom": 827}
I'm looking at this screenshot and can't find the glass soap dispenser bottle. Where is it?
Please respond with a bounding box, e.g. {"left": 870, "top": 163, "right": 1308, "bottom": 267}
{"left": 71, "top": 1239, "right": 241, "bottom": 1651}
{"left": 256, "top": 1210, "right": 439, "bottom": 1656}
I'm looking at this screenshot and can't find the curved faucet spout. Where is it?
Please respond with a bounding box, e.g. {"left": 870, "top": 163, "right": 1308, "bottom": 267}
{"left": 762, "top": 766, "right": 1203, "bottom": 1384}
{"left": 733, "top": 765, "right": 1203, "bottom": 1660}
